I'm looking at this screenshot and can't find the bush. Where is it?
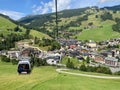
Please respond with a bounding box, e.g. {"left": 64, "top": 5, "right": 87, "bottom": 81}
{"left": 11, "top": 59, "right": 18, "bottom": 65}
{"left": 95, "top": 15, "right": 98, "bottom": 18}
{"left": 88, "top": 22, "right": 93, "bottom": 26}
{"left": 114, "top": 71, "right": 120, "bottom": 75}
{"left": 79, "top": 65, "right": 112, "bottom": 75}
{"left": 96, "top": 66, "right": 112, "bottom": 74}
{"left": 0, "top": 55, "right": 10, "bottom": 62}
{"left": 34, "top": 58, "right": 47, "bottom": 67}
{"left": 50, "top": 41, "right": 61, "bottom": 51}
{"left": 86, "top": 56, "right": 90, "bottom": 64}
{"left": 112, "top": 18, "right": 120, "bottom": 32}
{"left": 86, "top": 66, "right": 97, "bottom": 72}
{"left": 80, "top": 64, "right": 87, "bottom": 71}
{"left": 66, "top": 58, "right": 74, "bottom": 69}
{"left": 101, "top": 12, "right": 113, "bottom": 21}
{"left": 34, "top": 58, "right": 41, "bottom": 67}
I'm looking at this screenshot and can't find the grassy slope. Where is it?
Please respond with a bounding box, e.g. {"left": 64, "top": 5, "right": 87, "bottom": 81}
{"left": 50, "top": 10, "right": 120, "bottom": 41}
{"left": 30, "top": 30, "right": 51, "bottom": 39}
{"left": 0, "top": 61, "right": 120, "bottom": 90}
{"left": 0, "top": 16, "right": 16, "bottom": 29}
{"left": 0, "top": 16, "right": 18, "bottom": 35}
{"left": 0, "top": 16, "right": 51, "bottom": 39}
{"left": 76, "top": 14, "right": 120, "bottom": 41}
{"left": 76, "top": 25, "right": 120, "bottom": 41}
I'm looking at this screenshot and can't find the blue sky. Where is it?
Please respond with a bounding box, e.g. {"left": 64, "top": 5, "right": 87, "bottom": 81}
{"left": 0, "top": 0, "right": 120, "bottom": 20}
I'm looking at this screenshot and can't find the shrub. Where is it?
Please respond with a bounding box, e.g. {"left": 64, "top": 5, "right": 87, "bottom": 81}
{"left": 114, "top": 71, "right": 120, "bottom": 75}
{"left": 96, "top": 66, "right": 112, "bottom": 74}
{"left": 80, "top": 64, "right": 87, "bottom": 71}
{"left": 34, "top": 58, "right": 40, "bottom": 67}
{"left": 87, "top": 66, "right": 96, "bottom": 72}
{"left": 86, "top": 56, "right": 90, "bottom": 64}
{"left": 34, "top": 58, "right": 47, "bottom": 67}
{"left": 11, "top": 59, "right": 18, "bottom": 65}
{"left": 66, "top": 58, "right": 74, "bottom": 69}
{"left": 79, "top": 65, "right": 112, "bottom": 75}
{"left": 0, "top": 55, "right": 10, "bottom": 62}
{"left": 101, "top": 12, "right": 113, "bottom": 21}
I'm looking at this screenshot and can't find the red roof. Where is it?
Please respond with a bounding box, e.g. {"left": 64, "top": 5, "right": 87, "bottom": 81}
{"left": 70, "top": 45, "right": 76, "bottom": 49}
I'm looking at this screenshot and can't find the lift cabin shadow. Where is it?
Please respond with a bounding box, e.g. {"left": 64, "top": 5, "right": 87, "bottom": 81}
{"left": 17, "top": 60, "right": 32, "bottom": 75}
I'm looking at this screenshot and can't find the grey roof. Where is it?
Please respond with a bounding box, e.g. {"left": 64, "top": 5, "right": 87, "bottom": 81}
{"left": 105, "top": 57, "right": 118, "bottom": 62}
{"left": 89, "top": 52, "right": 99, "bottom": 55}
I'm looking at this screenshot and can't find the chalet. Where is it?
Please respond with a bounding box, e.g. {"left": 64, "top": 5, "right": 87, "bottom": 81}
{"left": 0, "top": 50, "right": 7, "bottom": 56}
{"left": 89, "top": 52, "right": 99, "bottom": 59}
{"left": 105, "top": 57, "right": 118, "bottom": 67}
{"left": 80, "top": 49, "right": 89, "bottom": 54}
{"left": 21, "top": 48, "right": 34, "bottom": 57}
{"left": 87, "top": 42, "right": 97, "bottom": 48}
{"left": 94, "top": 55, "right": 105, "bottom": 64}
{"left": 112, "top": 49, "right": 120, "bottom": 57}
{"left": 68, "top": 50, "right": 80, "bottom": 57}
{"left": 86, "top": 41, "right": 97, "bottom": 51}
{"left": 101, "top": 51, "right": 114, "bottom": 57}
{"left": 7, "top": 51, "right": 20, "bottom": 59}
{"left": 58, "top": 39, "right": 78, "bottom": 47}
{"left": 80, "top": 49, "right": 89, "bottom": 56}
{"left": 46, "top": 53, "right": 62, "bottom": 65}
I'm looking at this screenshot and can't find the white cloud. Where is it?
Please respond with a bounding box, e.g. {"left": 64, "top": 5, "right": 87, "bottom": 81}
{"left": 99, "top": 0, "right": 120, "bottom": 3}
{"left": 32, "top": 0, "right": 72, "bottom": 14}
{"left": 0, "top": 10, "right": 25, "bottom": 20}
{"left": 100, "top": 0, "right": 110, "bottom": 3}
{"left": 32, "top": 0, "right": 120, "bottom": 14}
{"left": 51, "top": 0, "right": 72, "bottom": 12}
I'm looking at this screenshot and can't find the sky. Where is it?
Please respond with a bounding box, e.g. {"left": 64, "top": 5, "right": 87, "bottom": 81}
{"left": 0, "top": 0, "right": 120, "bottom": 20}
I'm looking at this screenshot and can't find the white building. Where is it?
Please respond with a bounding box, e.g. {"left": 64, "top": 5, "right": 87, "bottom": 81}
{"left": 105, "top": 57, "right": 118, "bottom": 67}
{"left": 46, "top": 53, "right": 62, "bottom": 65}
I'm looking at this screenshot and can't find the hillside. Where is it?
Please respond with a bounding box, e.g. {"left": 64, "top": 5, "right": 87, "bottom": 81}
{"left": 0, "top": 14, "right": 21, "bottom": 35}
{"left": 19, "top": 5, "right": 120, "bottom": 41}
{"left": 0, "top": 14, "right": 51, "bottom": 39}
{"left": 104, "top": 5, "right": 120, "bottom": 11}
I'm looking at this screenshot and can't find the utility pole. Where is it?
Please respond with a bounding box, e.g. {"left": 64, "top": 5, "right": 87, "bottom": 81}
{"left": 55, "top": 0, "right": 58, "bottom": 39}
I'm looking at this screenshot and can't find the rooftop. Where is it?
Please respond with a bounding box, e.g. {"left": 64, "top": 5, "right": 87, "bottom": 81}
{"left": 105, "top": 57, "right": 118, "bottom": 62}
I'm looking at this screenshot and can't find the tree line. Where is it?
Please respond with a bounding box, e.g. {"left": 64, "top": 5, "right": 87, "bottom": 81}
{"left": 66, "top": 58, "right": 112, "bottom": 75}
{"left": 112, "top": 18, "right": 120, "bottom": 32}
{"left": 0, "top": 28, "right": 31, "bottom": 50}
{"left": 34, "top": 37, "right": 61, "bottom": 51}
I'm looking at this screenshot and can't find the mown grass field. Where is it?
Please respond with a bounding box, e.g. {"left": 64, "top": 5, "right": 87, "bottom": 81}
{"left": 0, "top": 61, "right": 120, "bottom": 90}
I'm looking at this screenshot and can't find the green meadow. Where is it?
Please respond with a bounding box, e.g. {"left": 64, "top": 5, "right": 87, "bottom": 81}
{"left": 76, "top": 20, "right": 120, "bottom": 41}
{"left": 0, "top": 61, "right": 120, "bottom": 90}
{"left": 0, "top": 16, "right": 51, "bottom": 39}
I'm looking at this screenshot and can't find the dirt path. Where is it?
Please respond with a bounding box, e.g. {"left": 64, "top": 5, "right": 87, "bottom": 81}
{"left": 56, "top": 68, "right": 120, "bottom": 79}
